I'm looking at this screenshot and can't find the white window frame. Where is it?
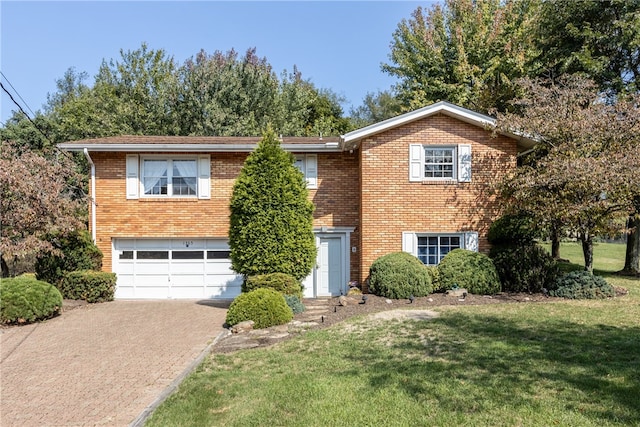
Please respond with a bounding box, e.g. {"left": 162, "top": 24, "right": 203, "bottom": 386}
{"left": 294, "top": 154, "right": 318, "bottom": 189}
{"left": 409, "top": 144, "right": 472, "bottom": 183}
{"left": 141, "top": 157, "right": 198, "bottom": 197}
{"left": 423, "top": 146, "right": 457, "bottom": 180}
{"left": 416, "top": 234, "right": 463, "bottom": 265}
{"left": 402, "top": 231, "right": 479, "bottom": 265}
{"left": 126, "top": 154, "right": 210, "bottom": 200}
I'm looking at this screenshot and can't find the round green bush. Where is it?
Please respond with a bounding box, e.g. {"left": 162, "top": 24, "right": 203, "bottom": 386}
{"left": 549, "top": 271, "right": 614, "bottom": 299}
{"left": 487, "top": 213, "right": 541, "bottom": 246}
{"left": 0, "top": 275, "right": 63, "bottom": 324}
{"left": 438, "top": 249, "right": 501, "bottom": 295}
{"left": 35, "top": 230, "right": 103, "bottom": 285}
{"left": 490, "top": 244, "right": 560, "bottom": 293}
{"left": 368, "top": 252, "right": 433, "bottom": 299}
{"left": 242, "top": 272, "right": 302, "bottom": 298}
{"left": 226, "top": 288, "right": 293, "bottom": 329}
{"left": 284, "top": 294, "right": 306, "bottom": 314}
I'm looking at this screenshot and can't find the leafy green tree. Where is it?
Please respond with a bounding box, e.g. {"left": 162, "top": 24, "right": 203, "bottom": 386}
{"left": 532, "top": 0, "right": 640, "bottom": 95}
{"left": 350, "top": 90, "right": 402, "bottom": 127}
{"left": 228, "top": 128, "right": 316, "bottom": 281}
{"left": 381, "top": 0, "right": 539, "bottom": 113}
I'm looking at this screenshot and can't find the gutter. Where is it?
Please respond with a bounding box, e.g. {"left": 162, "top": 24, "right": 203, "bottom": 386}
{"left": 83, "top": 148, "right": 96, "bottom": 243}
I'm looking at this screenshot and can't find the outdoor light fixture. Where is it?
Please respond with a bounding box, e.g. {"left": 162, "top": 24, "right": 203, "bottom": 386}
{"left": 360, "top": 295, "right": 367, "bottom": 305}
{"left": 408, "top": 294, "right": 415, "bottom": 304}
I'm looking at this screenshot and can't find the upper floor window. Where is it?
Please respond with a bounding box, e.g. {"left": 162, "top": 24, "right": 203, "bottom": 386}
{"left": 126, "top": 154, "right": 210, "bottom": 200}
{"left": 409, "top": 144, "right": 471, "bottom": 183}
{"left": 294, "top": 154, "right": 318, "bottom": 189}
{"left": 142, "top": 159, "right": 197, "bottom": 196}
{"left": 424, "top": 147, "right": 456, "bottom": 179}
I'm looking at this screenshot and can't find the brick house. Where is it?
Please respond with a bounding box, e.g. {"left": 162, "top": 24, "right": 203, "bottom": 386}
{"left": 59, "top": 101, "right": 533, "bottom": 299}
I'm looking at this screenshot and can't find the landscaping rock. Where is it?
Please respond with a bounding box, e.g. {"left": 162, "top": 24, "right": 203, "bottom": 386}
{"left": 446, "top": 288, "right": 468, "bottom": 297}
{"left": 230, "top": 320, "right": 255, "bottom": 334}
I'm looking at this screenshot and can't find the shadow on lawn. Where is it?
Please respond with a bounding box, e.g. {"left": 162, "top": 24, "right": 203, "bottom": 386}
{"left": 349, "top": 313, "right": 640, "bottom": 424}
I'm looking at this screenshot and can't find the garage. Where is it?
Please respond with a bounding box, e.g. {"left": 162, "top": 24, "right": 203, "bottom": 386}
{"left": 112, "top": 239, "right": 243, "bottom": 299}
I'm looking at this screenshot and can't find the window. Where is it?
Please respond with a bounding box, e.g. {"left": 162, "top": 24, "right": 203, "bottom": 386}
{"left": 294, "top": 154, "right": 318, "bottom": 189}
{"left": 417, "top": 235, "right": 461, "bottom": 265}
{"left": 409, "top": 144, "right": 471, "bottom": 182}
{"left": 126, "top": 155, "right": 210, "bottom": 200}
{"left": 424, "top": 147, "right": 455, "bottom": 179}
{"left": 402, "top": 231, "right": 478, "bottom": 265}
{"left": 142, "top": 159, "right": 197, "bottom": 196}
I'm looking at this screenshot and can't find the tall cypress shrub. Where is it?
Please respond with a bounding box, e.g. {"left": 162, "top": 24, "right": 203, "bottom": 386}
{"left": 229, "top": 127, "right": 316, "bottom": 281}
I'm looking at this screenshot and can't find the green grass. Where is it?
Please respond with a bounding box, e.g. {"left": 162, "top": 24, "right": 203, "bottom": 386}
{"left": 541, "top": 241, "right": 626, "bottom": 274}
{"left": 146, "top": 243, "right": 640, "bottom": 427}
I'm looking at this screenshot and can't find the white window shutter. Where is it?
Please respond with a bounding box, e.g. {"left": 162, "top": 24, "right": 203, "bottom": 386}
{"left": 305, "top": 154, "right": 318, "bottom": 189}
{"left": 464, "top": 232, "right": 479, "bottom": 252}
{"left": 126, "top": 154, "right": 139, "bottom": 199}
{"left": 409, "top": 145, "right": 423, "bottom": 182}
{"left": 458, "top": 144, "right": 472, "bottom": 182}
{"left": 402, "top": 232, "right": 417, "bottom": 255}
{"left": 198, "top": 155, "right": 211, "bottom": 199}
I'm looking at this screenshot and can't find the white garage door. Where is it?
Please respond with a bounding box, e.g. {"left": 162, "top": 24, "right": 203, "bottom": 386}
{"left": 112, "top": 239, "right": 243, "bottom": 299}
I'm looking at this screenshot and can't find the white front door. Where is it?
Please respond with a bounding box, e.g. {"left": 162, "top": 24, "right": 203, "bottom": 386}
{"left": 317, "top": 236, "right": 343, "bottom": 296}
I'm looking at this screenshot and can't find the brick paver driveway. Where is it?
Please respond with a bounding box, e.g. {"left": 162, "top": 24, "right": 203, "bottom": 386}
{"left": 1, "top": 300, "right": 228, "bottom": 426}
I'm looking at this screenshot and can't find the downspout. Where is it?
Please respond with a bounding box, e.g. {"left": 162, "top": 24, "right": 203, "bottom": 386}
{"left": 83, "top": 148, "right": 96, "bottom": 243}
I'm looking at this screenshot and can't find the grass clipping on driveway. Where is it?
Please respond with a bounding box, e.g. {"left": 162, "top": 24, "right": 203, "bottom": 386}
{"left": 147, "top": 248, "right": 640, "bottom": 426}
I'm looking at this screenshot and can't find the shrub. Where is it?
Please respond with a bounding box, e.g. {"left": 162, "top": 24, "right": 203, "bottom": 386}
{"left": 226, "top": 288, "right": 293, "bottom": 329}
{"left": 284, "top": 294, "right": 306, "bottom": 314}
{"left": 35, "top": 230, "right": 103, "bottom": 285}
{"left": 229, "top": 128, "right": 316, "bottom": 281}
{"left": 490, "top": 244, "right": 560, "bottom": 293}
{"left": 243, "top": 273, "right": 302, "bottom": 298}
{"left": 487, "top": 213, "right": 541, "bottom": 246}
{"left": 368, "top": 252, "right": 433, "bottom": 299}
{"left": 550, "top": 271, "right": 614, "bottom": 299}
{"left": 59, "top": 270, "right": 116, "bottom": 303}
{"left": 0, "top": 275, "right": 63, "bottom": 324}
{"left": 425, "top": 265, "right": 443, "bottom": 292}
{"left": 438, "top": 249, "right": 501, "bottom": 295}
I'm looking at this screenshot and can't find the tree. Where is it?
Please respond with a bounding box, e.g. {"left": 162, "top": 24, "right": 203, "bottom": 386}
{"left": 496, "top": 76, "right": 640, "bottom": 272}
{"left": 381, "top": 0, "right": 539, "bottom": 113}
{"left": 0, "top": 141, "right": 85, "bottom": 276}
{"left": 532, "top": 0, "right": 640, "bottom": 95}
{"left": 228, "top": 128, "right": 316, "bottom": 281}
{"left": 350, "top": 90, "right": 402, "bottom": 127}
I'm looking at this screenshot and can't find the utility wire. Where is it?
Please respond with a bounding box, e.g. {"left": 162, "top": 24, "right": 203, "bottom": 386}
{"left": 0, "top": 81, "right": 75, "bottom": 161}
{"left": 0, "top": 71, "right": 36, "bottom": 117}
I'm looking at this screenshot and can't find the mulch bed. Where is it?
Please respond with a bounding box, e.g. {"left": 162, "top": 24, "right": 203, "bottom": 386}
{"left": 299, "top": 291, "right": 564, "bottom": 329}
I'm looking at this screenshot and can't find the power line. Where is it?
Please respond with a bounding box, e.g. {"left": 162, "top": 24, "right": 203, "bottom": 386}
{"left": 0, "top": 81, "right": 76, "bottom": 162}
{"left": 0, "top": 71, "right": 36, "bottom": 117}
{"left": 0, "top": 80, "right": 53, "bottom": 144}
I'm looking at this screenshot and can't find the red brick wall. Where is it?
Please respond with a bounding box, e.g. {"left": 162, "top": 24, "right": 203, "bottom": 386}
{"left": 91, "top": 151, "right": 359, "bottom": 277}
{"left": 357, "top": 114, "right": 517, "bottom": 290}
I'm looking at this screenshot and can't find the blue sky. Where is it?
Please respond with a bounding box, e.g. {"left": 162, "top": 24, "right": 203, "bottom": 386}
{"left": 0, "top": 1, "right": 429, "bottom": 124}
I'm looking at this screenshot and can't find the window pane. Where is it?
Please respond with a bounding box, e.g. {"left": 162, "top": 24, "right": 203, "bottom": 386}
{"left": 172, "top": 251, "right": 204, "bottom": 260}
{"left": 424, "top": 147, "right": 455, "bottom": 179}
{"left": 137, "top": 251, "right": 169, "bottom": 260}
{"left": 143, "top": 160, "right": 168, "bottom": 195}
{"left": 207, "top": 250, "right": 231, "bottom": 259}
{"left": 119, "top": 251, "right": 133, "bottom": 260}
{"left": 172, "top": 160, "right": 197, "bottom": 196}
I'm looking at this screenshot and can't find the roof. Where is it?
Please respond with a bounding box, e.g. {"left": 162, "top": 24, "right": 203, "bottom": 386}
{"left": 341, "top": 101, "right": 536, "bottom": 152}
{"left": 58, "top": 135, "right": 341, "bottom": 153}
{"left": 57, "top": 102, "right": 536, "bottom": 153}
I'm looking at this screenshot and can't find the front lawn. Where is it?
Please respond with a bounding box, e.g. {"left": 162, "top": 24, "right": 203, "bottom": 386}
{"left": 146, "top": 243, "right": 640, "bottom": 426}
